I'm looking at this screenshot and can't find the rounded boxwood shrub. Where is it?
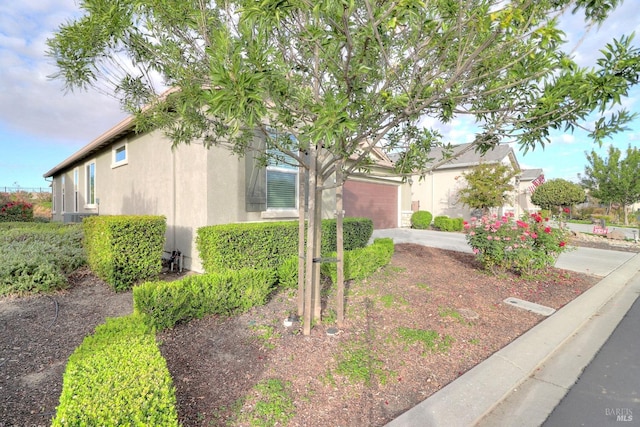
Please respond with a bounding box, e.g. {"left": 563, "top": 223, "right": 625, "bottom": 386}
{"left": 411, "top": 211, "right": 433, "bottom": 229}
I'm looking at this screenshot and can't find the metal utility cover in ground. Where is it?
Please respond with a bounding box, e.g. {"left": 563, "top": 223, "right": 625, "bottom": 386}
{"left": 504, "top": 297, "right": 556, "bottom": 316}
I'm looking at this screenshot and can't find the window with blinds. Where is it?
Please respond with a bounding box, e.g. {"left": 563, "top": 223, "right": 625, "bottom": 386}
{"left": 266, "top": 149, "right": 298, "bottom": 210}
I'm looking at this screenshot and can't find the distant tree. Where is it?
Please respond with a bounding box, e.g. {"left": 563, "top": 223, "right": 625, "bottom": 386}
{"left": 457, "top": 163, "right": 517, "bottom": 215}
{"left": 579, "top": 144, "right": 640, "bottom": 224}
{"left": 530, "top": 178, "right": 586, "bottom": 211}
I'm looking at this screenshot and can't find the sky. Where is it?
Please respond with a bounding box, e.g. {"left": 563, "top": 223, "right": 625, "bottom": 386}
{"left": 0, "top": 1, "right": 639, "bottom": 191}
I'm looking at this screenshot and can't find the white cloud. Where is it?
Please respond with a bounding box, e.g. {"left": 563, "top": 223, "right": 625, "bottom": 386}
{"left": 0, "top": 0, "right": 126, "bottom": 146}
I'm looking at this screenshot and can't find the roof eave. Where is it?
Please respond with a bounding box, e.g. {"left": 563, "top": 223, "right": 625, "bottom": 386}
{"left": 43, "top": 115, "right": 135, "bottom": 178}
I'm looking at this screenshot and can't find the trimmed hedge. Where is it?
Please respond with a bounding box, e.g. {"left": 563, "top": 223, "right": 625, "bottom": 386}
{"left": 133, "top": 268, "right": 277, "bottom": 331}
{"left": 83, "top": 216, "right": 166, "bottom": 291}
{"left": 433, "top": 215, "right": 464, "bottom": 232}
{"left": 411, "top": 211, "right": 432, "bottom": 229}
{"left": 321, "top": 238, "right": 395, "bottom": 284}
{"left": 0, "top": 224, "right": 86, "bottom": 296}
{"left": 196, "top": 217, "right": 373, "bottom": 273}
{"left": 52, "top": 314, "right": 179, "bottom": 427}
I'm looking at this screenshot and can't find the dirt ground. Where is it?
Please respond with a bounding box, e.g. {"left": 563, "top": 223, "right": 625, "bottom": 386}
{"left": 0, "top": 237, "right": 637, "bottom": 427}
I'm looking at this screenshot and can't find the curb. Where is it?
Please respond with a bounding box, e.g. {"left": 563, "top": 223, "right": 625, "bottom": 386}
{"left": 385, "top": 252, "right": 640, "bottom": 427}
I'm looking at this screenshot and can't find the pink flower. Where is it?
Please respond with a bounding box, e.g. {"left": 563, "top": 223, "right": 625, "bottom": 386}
{"left": 530, "top": 232, "right": 538, "bottom": 239}
{"left": 544, "top": 226, "right": 551, "bottom": 234}
{"left": 559, "top": 241, "right": 566, "bottom": 247}
{"left": 563, "top": 207, "right": 570, "bottom": 213}
{"left": 469, "top": 231, "right": 476, "bottom": 236}
{"left": 487, "top": 235, "right": 493, "bottom": 240}
{"left": 473, "top": 248, "right": 479, "bottom": 254}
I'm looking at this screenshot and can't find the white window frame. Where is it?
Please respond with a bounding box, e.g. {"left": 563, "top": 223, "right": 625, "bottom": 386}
{"left": 61, "top": 175, "right": 66, "bottom": 213}
{"left": 265, "top": 150, "right": 299, "bottom": 212}
{"left": 73, "top": 167, "right": 79, "bottom": 212}
{"left": 111, "top": 142, "right": 128, "bottom": 168}
{"left": 85, "top": 160, "right": 97, "bottom": 209}
{"left": 52, "top": 182, "right": 57, "bottom": 214}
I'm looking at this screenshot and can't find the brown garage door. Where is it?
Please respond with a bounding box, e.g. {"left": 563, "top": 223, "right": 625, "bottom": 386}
{"left": 343, "top": 180, "right": 398, "bottom": 229}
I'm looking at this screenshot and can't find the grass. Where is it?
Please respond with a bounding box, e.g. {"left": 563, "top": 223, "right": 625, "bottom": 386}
{"left": 438, "top": 306, "right": 468, "bottom": 324}
{"left": 250, "top": 324, "right": 281, "bottom": 350}
{"left": 396, "top": 327, "right": 454, "bottom": 355}
{"left": 234, "top": 378, "right": 295, "bottom": 427}
{"left": 333, "top": 341, "right": 390, "bottom": 386}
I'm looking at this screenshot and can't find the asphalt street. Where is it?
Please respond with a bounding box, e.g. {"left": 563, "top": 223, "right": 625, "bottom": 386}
{"left": 542, "top": 296, "right": 640, "bottom": 427}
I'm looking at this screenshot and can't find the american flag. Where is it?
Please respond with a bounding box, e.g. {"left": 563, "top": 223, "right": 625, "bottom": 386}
{"left": 528, "top": 174, "right": 545, "bottom": 193}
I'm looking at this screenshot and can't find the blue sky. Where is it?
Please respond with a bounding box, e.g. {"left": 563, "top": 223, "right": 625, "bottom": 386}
{"left": 0, "top": 1, "right": 638, "bottom": 190}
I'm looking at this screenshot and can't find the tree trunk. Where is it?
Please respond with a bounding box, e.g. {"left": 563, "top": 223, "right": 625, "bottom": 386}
{"left": 336, "top": 161, "right": 345, "bottom": 327}
{"left": 303, "top": 145, "right": 318, "bottom": 335}
{"left": 297, "top": 161, "right": 306, "bottom": 317}
{"left": 313, "top": 174, "right": 323, "bottom": 324}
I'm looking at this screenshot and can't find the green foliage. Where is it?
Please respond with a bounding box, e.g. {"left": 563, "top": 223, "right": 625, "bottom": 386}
{"left": 235, "top": 379, "right": 295, "bottom": 427}
{"left": 48, "top": 0, "right": 638, "bottom": 169}
{"left": 580, "top": 144, "right": 640, "bottom": 225}
{"left": 433, "top": 216, "right": 464, "bottom": 232}
{"left": 83, "top": 215, "right": 166, "bottom": 291}
{"left": 334, "top": 341, "right": 388, "bottom": 387}
{"left": 397, "top": 327, "right": 454, "bottom": 354}
{"left": 321, "top": 238, "right": 395, "bottom": 285}
{"left": 410, "top": 210, "right": 433, "bottom": 229}
{"left": 322, "top": 217, "right": 374, "bottom": 252}
{"left": 276, "top": 255, "right": 299, "bottom": 289}
{"left": 196, "top": 218, "right": 372, "bottom": 273}
{"left": 464, "top": 212, "right": 572, "bottom": 276}
{"left": 51, "top": 314, "right": 179, "bottom": 427}
{"left": 133, "top": 268, "right": 277, "bottom": 331}
{"left": 530, "top": 179, "right": 586, "bottom": 211}
{"left": 457, "top": 163, "right": 517, "bottom": 213}
{"left": 0, "top": 223, "right": 86, "bottom": 296}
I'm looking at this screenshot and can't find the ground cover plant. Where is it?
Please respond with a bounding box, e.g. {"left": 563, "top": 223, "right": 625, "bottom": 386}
{"left": 0, "top": 222, "right": 85, "bottom": 296}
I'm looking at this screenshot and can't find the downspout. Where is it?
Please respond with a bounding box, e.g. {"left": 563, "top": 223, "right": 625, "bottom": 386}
{"left": 172, "top": 148, "right": 177, "bottom": 250}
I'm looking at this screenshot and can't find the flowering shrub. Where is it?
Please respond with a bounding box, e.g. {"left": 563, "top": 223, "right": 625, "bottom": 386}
{"left": 0, "top": 200, "right": 34, "bottom": 222}
{"left": 464, "top": 212, "right": 572, "bottom": 276}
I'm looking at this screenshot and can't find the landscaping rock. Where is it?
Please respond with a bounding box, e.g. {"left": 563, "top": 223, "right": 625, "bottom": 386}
{"left": 607, "top": 230, "right": 627, "bottom": 240}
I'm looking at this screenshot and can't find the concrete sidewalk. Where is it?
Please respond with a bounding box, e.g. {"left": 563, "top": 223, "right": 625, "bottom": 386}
{"left": 375, "top": 228, "right": 640, "bottom": 427}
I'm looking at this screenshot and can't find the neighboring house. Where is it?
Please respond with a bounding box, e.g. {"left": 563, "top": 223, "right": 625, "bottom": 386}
{"left": 402, "top": 143, "right": 542, "bottom": 221}
{"left": 44, "top": 115, "right": 409, "bottom": 272}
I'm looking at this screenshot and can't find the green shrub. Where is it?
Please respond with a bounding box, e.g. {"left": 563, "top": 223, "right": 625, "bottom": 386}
{"left": 433, "top": 216, "right": 463, "bottom": 232}
{"left": 196, "top": 218, "right": 373, "bottom": 273}
{"left": 133, "top": 268, "right": 277, "bottom": 331}
{"left": 277, "top": 255, "right": 299, "bottom": 289}
{"left": 52, "top": 314, "right": 179, "bottom": 427}
{"left": 0, "top": 224, "right": 86, "bottom": 296}
{"left": 321, "top": 218, "right": 374, "bottom": 252}
{"left": 321, "top": 238, "right": 394, "bottom": 284}
{"left": 410, "top": 211, "right": 432, "bottom": 229}
{"left": 83, "top": 216, "right": 166, "bottom": 291}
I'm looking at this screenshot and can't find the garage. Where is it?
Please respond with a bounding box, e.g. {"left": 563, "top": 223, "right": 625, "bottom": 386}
{"left": 343, "top": 179, "right": 398, "bottom": 229}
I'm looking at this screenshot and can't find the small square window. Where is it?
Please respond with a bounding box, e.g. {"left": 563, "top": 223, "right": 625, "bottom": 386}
{"left": 112, "top": 143, "right": 128, "bottom": 168}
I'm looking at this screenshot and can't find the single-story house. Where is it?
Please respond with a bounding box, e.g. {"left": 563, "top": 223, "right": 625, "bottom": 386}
{"left": 44, "top": 116, "right": 410, "bottom": 272}
{"left": 403, "top": 142, "right": 543, "bottom": 220}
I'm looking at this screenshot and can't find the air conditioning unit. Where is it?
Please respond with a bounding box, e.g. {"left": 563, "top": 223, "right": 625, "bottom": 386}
{"left": 63, "top": 213, "right": 98, "bottom": 224}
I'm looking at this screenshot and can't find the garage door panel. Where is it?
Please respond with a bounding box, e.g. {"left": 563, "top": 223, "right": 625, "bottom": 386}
{"left": 343, "top": 180, "right": 397, "bottom": 229}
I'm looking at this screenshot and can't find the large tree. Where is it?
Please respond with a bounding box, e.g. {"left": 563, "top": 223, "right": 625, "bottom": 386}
{"left": 580, "top": 144, "right": 640, "bottom": 224}
{"left": 47, "top": 0, "right": 639, "bottom": 334}
{"left": 530, "top": 178, "right": 586, "bottom": 211}
{"left": 457, "top": 162, "right": 517, "bottom": 214}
